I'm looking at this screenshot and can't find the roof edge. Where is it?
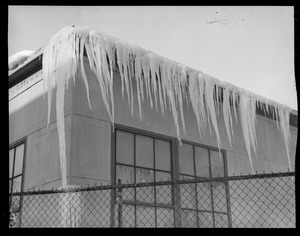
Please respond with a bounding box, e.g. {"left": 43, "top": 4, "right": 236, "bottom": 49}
{"left": 8, "top": 53, "right": 298, "bottom": 128}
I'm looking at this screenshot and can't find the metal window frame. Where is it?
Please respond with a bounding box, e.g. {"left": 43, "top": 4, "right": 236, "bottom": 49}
{"left": 112, "top": 124, "right": 175, "bottom": 227}
{"left": 9, "top": 137, "right": 27, "bottom": 227}
{"left": 111, "top": 124, "right": 232, "bottom": 228}
{"left": 177, "top": 139, "right": 231, "bottom": 228}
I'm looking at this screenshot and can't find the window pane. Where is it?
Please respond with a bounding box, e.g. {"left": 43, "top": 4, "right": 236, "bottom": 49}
{"left": 116, "top": 130, "right": 134, "bottom": 165}
{"left": 156, "top": 208, "right": 174, "bottom": 227}
{"left": 195, "top": 147, "right": 210, "bottom": 177}
{"left": 136, "top": 168, "right": 154, "bottom": 203}
{"left": 156, "top": 172, "right": 172, "bottom": 205}
{"left": 179, "top": 143, "right": 194, "bottom": 175}
{"left": 180, "top": 175, "right": 196, "bottom": 209}
{"left": 196, "top": 182, "right": 212, "bottom": 211}
{"left": 116, "top": 165, "right": 134, "bottom": 201}
{"left": 212, "top": 182, "right": 228, "bottom": 213}
{"left": 210, "top": 150, "right": 225, "bottom": 177}
{"left": 155, "top": 171, "right": 171, "bottom": 182}
{"left": 137, "top": 206, "right": 155, "bottom": 227}
{"left": 181, "top": 210, "right": 197, "bottom": 227}
{"left": 214, "top": 213, "right": 229, "bottom": 228}
{"left": 14, "top": 144, "right": 24, "bottom": 176}
{"left": 12, "top": 176, "right": 22, "bottom": 193}
{"left": 136, "top": 167, "right": 154, "bottom": 183}
{"left": 198, "top": 211, "right": 214, "bottom": 228}
{"left": 136, "top": 135, "right": 153, "bottom": 168}
{"left": 9, "top": 149, "right": 15, "bottom": 179}
{"left": 155, "top": 139, "right": 171, "bottom": 171}
{"left": 116, "top": 165, "right": 135, "bottom": 184}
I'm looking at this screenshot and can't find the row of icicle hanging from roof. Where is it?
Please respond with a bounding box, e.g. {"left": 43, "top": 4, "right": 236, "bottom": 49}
{"left": 42, "top": 26, "right": 292, "bottom": 183}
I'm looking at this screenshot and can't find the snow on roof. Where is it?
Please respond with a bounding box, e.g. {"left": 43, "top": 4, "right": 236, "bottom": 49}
{"left": 9, "top": 50, "right": 35, "bottom": 71}
{"left": 17, "top": 25, "right": 294, "bottom": 183}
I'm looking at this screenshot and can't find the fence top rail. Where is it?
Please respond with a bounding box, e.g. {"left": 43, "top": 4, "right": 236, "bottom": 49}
{"left": 10, "top": 171, "right": 295, "bottom": 196}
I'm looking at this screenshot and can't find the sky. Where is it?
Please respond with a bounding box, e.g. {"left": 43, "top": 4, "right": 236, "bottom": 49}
{"left": 8, "top": 6, "right": 297, "bottom": 110}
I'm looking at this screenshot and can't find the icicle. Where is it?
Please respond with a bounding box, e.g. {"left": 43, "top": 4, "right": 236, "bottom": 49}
{"left": 176, "top": 64, "right": 187, "bottom": 136}
{"left": 161, "top": 59, "right": 181, "bottom": 142}
{"left": 156, "top": 63, "right": 165, "bottom": 117}
{"left": 160, "top": 60, "right": 169, "bottom": 118}
{"left": 279, "top": 105, "right": 293, "bottom": 171}
{"left": 149, "top": 53, "right": 160, "bottom": 112}
{"left": 239, "top": 91, "right": 257, "bottom": 174}
{"left": 200, "top": 74, "right": 212, "bottom": 136}
{"left": 43, "top": 26, "right": 79, "bottom": 185}
{"left": 85, "top": 30, "right": 114, "bottom": 125}
{"left": 123, "top": 43, "right": 134, "bottom": 116}
{"left": 56, "top": 67, "right": 67, "bottom": 186}
{"left": 141, "top": 54, "right": 153, "bottom": 109}
{"left": 197, "top": 73, "right": 207, "bottom": 135}
{"left": 215, "top": 84, "right": 220, "bottom": 116}
{"left": 133, "top": 46, "right": 145, "bottom": 121}
{"left": 78, "top": 31, "right": 92, "bottom": 110}
{"left": 264, "top": 98, "right": 270, "bottom": 116}
{"left": 231, "top": 89, "right": 238, "bottom": 122}
{"left": 116, "top": 40, "right": 126, "bottom": 101}
{"left": 188, "top": 71, "right": 206, "bottom": 138}
{"left": 203, "top": 74, "right": 222, "bottom": 151}
{"left": 43, "top": 44, "right": 54, "bottom": 129}
{"left": 250, "top": 95, "right": 258, "bottom": 155}
{"left": 274, "top": 106, "right": 280, "bottom": 130}
{"left": 222, "top": 84, "right": 233, "bottom": 148}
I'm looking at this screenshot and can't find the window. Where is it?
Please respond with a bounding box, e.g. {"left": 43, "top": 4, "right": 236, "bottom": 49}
{"left": 115, "top": 129, "right": 174, "bottom": 227}
{"left": 9, "top": 141, "right": 26, "bottom": 225}
{"left": 114, "top": 127, "right": 229, "bottom": 228}
{"left": 178, "top": 142, "right": 229, "bottom": 228}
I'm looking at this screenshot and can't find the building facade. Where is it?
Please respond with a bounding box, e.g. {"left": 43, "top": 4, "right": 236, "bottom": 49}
{"left": 9, "top": 26, "right": 297, "bottom": 227}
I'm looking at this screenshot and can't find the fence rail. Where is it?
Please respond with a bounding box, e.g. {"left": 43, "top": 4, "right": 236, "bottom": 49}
{"left": 9, "top": 172, "right": 295, "bottom": 228}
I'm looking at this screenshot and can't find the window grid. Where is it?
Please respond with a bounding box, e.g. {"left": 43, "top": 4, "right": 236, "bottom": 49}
{"left": 115, "top": 129, "right": 174, "bottom": 227}
{"left": 114, "top": 127, "right": 230, "bottom": 228}
{"left": 9, "top": 140, "right": 26, "bottom": 228}
{"left": 178, "top": 142, "right": 230, "bottom": 228}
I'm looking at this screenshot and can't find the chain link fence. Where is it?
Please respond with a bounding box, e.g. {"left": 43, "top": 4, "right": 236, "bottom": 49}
{"left": 9, "top": 172, "right": 295, "bottom": 228}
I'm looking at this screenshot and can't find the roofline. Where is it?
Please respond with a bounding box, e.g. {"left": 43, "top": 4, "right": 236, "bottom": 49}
{"left": 9, "top": 47, "right": 44, "bottom": 88}
{"left": 8, "top": 51, "right": 298, "bottom": 128}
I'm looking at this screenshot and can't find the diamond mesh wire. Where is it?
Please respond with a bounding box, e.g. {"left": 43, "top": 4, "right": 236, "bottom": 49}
{"left": 9, "top": 172, "right": 295, "bottom": 228}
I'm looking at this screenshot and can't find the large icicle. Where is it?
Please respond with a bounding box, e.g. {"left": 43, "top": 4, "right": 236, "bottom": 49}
{"left": 188, "top": 71, "right": 201, "bottom": 137}
{"left": 55, "top": 71, "right": 67, "bottom": 186}
{"left": 177, "top": 63, "right": 187, "bottom": 136}
{"left": 43, "top": 26, "right": 79, "bottom": 185}
{"left": 222, "top": 82, "right": 234, "bottom": 147}
{"left": 149, "top": 53, "right": 160, "bottom": 112}
{"left": 203, "top": 74, "right": 222, "bottom": 151}
{"left": 133, "top": 45, "right": 146, "bottom": 121}
{"left": 197, "top": 73, "right": 208, "bottom": 136}
{"left": 85, "top": 30, "right": 114, "bottom": 124}
{"left": 188, "top": 71, "right": 207, "bottom": 138}
{"left": 238, "top": 90, "right": 258, "bottom": 174}
{"left": 78, "top": 29, "right": 92, "bottom": 110}
{"left": 279, "top": 105, "right": 293, "bottom": 171}
{"left": 161, "top": 59, "right": 181, "bottom": 142}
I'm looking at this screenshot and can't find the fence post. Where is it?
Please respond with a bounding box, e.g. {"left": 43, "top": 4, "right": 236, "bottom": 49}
{"left": 173, "top": 179, "right": 182, "bottom": 228}
{"left": 117, "top": 179, "right": 123, "bottom": 228}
